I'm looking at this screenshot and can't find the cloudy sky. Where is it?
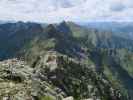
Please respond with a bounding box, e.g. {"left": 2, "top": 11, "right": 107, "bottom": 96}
{"left": 0, "top": 0, "right": 133, "bottom": 23}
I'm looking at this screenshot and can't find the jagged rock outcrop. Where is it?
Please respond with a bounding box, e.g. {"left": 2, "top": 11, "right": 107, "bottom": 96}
{"left": 0, "top": 58, "right": 64, "bottom": 100}
{"left": 0, "top": 51, "right": 127, "bottom": 100}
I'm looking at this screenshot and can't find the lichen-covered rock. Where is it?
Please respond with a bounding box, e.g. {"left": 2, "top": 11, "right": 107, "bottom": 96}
{"left": 0, "top": 59, "right": 33, "bottom": 100}
{"left": 0, "top": 58, "right": 64, "bottom": 100}
{"left": 0, "top": 58, "right": 33, "bottom": 82}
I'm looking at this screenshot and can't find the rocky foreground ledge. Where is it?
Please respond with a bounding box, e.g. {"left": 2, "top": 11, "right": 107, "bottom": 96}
{"left": 0, "top": 52, "right": 126, "bottom": 100}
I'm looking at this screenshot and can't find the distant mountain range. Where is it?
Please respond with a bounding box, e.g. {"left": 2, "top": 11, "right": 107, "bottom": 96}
{"left": 83, "top": 21, "right": 133, "bottom": 40}
{"left": 0, "top": 21, "right": 133, "bottom": 59}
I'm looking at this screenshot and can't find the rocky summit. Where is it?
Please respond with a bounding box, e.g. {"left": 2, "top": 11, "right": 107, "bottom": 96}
{"left": 0, "top": 51, "right": 127, "bottom": 100}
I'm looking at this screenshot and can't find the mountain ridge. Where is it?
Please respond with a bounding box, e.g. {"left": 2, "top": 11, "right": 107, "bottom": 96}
{"left": 0, "top": 21, "right": 133, "bottom": 99}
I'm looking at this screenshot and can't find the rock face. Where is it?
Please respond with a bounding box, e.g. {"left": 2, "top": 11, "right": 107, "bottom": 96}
{"left": 0, "top": 58, "right": 33, "bottom": 100}
{"left": 0, "top": 52, "right": 127, "bottom": 100}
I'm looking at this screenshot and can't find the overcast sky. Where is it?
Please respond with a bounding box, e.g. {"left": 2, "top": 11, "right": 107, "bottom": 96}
{"left": 0, "top": 0, "right": 133, "bottom": 23}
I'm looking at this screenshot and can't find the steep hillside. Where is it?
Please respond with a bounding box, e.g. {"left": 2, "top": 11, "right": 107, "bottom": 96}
{"left": 0, "top": 52, "right": 129, "bottom": 100}
{"left": 0, "top": 22, "right": 44, "bottom": 60}
{"left": 21, "top": 23, "right": 83, "bottom": 65}
{"left": 67, "top": 22, "right": 133, "bottom": 50}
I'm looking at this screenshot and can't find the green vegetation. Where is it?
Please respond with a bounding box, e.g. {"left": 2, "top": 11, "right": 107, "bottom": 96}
{"left": 40, "top": 96, "right": 54, "bottom": 100}
{"left": 0, "top": 21, "right": 133, "bottom": 99}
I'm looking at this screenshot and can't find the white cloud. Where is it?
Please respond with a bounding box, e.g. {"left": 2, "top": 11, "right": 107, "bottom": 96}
{"left": 0, "top": 0, "right": 133, "bottom": 23}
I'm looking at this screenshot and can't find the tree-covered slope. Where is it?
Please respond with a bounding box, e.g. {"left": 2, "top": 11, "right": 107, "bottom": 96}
{"left": 0, "top": 22, "right": 44, "bottom": 60}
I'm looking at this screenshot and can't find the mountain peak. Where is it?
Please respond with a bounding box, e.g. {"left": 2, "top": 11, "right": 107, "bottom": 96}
{"left": 57, "top": 21, "right": 72, "bottom": 36}
{"left": 60, "top": 21, "right": 67, "bottom": 25}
